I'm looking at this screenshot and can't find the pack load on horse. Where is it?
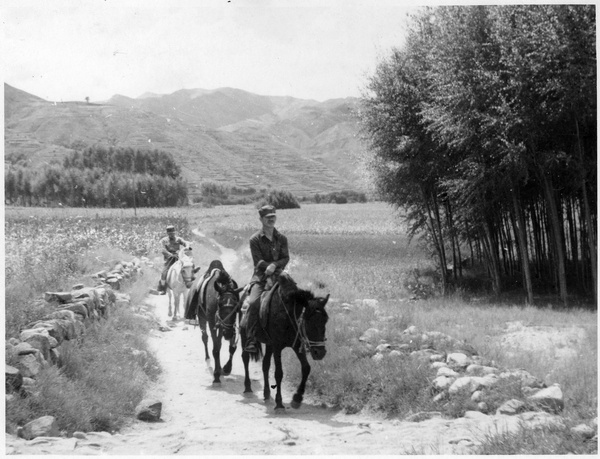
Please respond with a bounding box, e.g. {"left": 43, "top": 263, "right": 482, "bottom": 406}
{"left": 184, "top": 260, "right": 242, "bottom": 385}
{"left": 165, "top": 246, "right": 196, "bottom": 320}
{"left": 239, "top": 271, "right": 329, "bottom": 411}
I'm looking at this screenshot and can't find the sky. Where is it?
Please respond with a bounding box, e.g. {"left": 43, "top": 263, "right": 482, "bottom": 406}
{"left": 2, "top": 0, "right": 426, "bottom": 103}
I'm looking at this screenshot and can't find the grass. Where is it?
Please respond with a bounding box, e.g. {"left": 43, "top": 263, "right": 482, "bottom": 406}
{"left": 5, "top": 202, "right": 597, "bottom": 454}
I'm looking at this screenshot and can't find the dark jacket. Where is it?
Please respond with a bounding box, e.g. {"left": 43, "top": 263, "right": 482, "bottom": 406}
{"left": 249, "top": 227, "right": 289, "bottom": 281}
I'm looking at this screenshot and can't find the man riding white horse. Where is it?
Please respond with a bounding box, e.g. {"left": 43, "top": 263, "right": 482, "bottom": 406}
{"left": 155, "top": 225, "right": 193, "bottom": 295}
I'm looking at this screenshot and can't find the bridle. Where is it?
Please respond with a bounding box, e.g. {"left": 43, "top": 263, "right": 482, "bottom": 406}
{"left": 280, "top": 288, "right": 326, "bottom": 354}
{"left": 214, "top": 288, "right": 240, "bottom": 338}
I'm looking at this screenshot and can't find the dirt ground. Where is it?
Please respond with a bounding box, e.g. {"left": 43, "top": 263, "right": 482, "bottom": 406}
{"left": 5, "top": 232, "right": 584, "bottom": 456}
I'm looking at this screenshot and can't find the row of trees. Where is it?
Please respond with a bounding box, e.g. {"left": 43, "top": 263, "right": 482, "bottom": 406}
{"left": 5, "top": 147, "right": 188, "bottom": 207}
{"left": 360, "top": 5, "right": 596, "bottom": 304}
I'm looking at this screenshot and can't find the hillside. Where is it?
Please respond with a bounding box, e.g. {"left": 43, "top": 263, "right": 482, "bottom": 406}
{"left": 4, "top": 84, "right": 369, "bottom": 199}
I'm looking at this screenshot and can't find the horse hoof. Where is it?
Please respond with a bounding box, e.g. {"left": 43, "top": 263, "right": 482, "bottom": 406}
{"left": 274, "top": 406, "right": 286, "bottom": 413}
{"left": 244, "top": 388, "right": 253, "bottom": 394}
{"left": 212, "top": 381, "right": 221, "bottom": 386}
{"left": 290, "top": 400, "right": 301, "bottom": 409}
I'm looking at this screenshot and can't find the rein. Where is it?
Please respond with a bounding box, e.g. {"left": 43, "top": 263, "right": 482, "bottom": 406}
{"left": 279, "top": 288, "right": 326, "bottom": 354}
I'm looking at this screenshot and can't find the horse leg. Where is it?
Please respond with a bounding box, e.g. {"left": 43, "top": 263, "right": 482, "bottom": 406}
{"left": 211, "top": 329, "right": 222, "bottom": 385}
{"left": 222, "top": 331, "right": 236, "bottom": 376}
{"left": 273, "top": 348, "right": 285, "bottom": 411}
{"left": 199, "top": 318, "right": 210, "bottom": 361}
{"left": 262, "top": 345, "right": 273, "bottom": 401}
{"left": 173, "top": 293, "right": 179, "bottom": 320}
{"left": 167, "top": 290, "right": 173, "bottom": 317}
{"left": 241, "top": 327, "right": 253, "bottom": 393}
{"left": 291, "top": 348, "right": 311, "bottom": 409}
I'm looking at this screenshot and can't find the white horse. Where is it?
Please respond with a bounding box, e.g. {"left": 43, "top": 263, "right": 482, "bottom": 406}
{"left": 166, "top": 247, "right": 195, "bottom": 320}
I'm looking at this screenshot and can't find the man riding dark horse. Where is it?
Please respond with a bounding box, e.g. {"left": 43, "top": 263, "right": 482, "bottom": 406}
{"left": 241, "top": 205, "right": 289, "bottom": 353}
{"left": 155, "top": 225, "right": 193, "bottom": 295}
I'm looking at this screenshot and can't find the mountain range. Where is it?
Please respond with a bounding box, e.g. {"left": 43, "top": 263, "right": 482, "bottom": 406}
{"left": 4, "top": 83, "right": 370, "bottom": 199}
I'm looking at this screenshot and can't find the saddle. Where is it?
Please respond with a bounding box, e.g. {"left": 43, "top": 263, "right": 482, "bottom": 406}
{"left": 259, "top": 283, "right": 279, "bottom": 329}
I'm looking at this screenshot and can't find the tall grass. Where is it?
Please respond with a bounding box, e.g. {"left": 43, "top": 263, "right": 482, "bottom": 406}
{"left": 5, "top": 209, "right": 170, "bottom": 433}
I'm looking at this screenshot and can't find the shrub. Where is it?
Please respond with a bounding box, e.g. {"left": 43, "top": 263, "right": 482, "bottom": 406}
{"left": 257, "top": 189, "right": 301, "bottom": 210}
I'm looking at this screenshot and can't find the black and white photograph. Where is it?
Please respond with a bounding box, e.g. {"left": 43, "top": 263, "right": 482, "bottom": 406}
{"left": 3, "top": 0, "right": 597, "bottom": 455}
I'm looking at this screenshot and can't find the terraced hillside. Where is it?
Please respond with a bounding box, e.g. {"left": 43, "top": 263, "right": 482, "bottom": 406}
{"left": 5, "top": 84, "right": 368, "bottom": 199}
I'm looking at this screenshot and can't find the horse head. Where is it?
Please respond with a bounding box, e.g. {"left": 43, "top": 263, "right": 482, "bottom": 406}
{"left": 178, "top": 247, "right": 195, "bottom": 288}
{"left": 279, "top": 274, "right": 329, "bottom": 361}
{"left": 213, "top": 271, "right": 239, "bottom": 341}
{"left": 302, "top": 293, "right": 329, "bottom": 360}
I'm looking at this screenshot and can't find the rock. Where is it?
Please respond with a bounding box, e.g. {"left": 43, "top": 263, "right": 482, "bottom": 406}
{"left": 375, "top": 343, "right": 391, "bottom": 353}
{"left": 73, "top": 431, "right": 88, "bottom": 439}
{"left": 477, "top": 402, "right": 489, "bottom": 413}
{"left": 449, "top": 377, "right": 481, "bottom": 395}
{"left": 5, "top": 365, "right": 23, "bottom": 392}
{"left": 463, "top": 410, "right": 489, "bottom": 421}
{"left": 44, "top": 292, "right": 73, "bottom": 303}
{"left": 371, "top": 353, "right": 384, "bottom": 363}
{"left": 14, "top": 342, "right": 37, "bottom": 355}
{"left": 466, "top": 364, "right": 497, "bottom": 375}
{"left": 447, "top": 352, "right": 470, "bottom": 368}
{"left": 527, "top": 384, "right": 564, "bottom": 414}
{"left": 16, "top": 352, "right": 45, "bottom": 378}
{"left": 72, "top": 283, "right": 85, "bottom": 290}
{"left": 429, "top": 354, "right": 445, "bottom": 362}
{"left": 571, "top": 424, "right": 595, "bottom": 440}
{"left": 135, "top": 399, "right": 162, "bottom": 422}
{"left": 389, "top": 350, "right": 403, "bottom": 358}
{"left": 362, "top": 299, "right": 379, "bottom": 308}
{"left": 18, "top": 416, "right": 60, "bottom": 440}
{"left": 431, "top": 361, "right": 447, "bottom": 369}
{"left": 61, "top": 303, "right": 89, "bottom": 320}
{"left": 496, "top": 399, "right": 527, "bottom": 415}
{"left": 358, "top": 328, "right": 380, "bottom": 343}
{"left": 432, "top": 376, "right": 453, "bottom": 391}
{"left": 403, "top": 325, "right": 419, "bottom": 335}
{"left": 437, "top": 367, "right": 459, "bottom": 378}
{"left": 471, "top": 390, "right": 482, "bottom": 402}
{"left": 433, "top": 392, "right": 446, "bottom": 402}
{"left": 22, "top": 333, "right": 52, "bottom": 361}
{"left": 406, "top": 411, "right": 442, "bottom": 422}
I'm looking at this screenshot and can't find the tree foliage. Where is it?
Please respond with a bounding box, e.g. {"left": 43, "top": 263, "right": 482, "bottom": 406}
{"left": 5, "top": 146, "right": 188, "bottom": 208}
{"left": 360, "top": 5, "right": 596, "bottom": 304}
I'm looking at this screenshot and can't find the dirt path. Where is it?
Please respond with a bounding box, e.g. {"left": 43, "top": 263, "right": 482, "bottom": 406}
{"left": 6, "top": 231, "right": 572, "bottom": 456}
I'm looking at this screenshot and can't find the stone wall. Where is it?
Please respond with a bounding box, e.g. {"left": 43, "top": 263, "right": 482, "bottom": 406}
{"left": 5, "top": 257, "right": 147, "bottom": 439}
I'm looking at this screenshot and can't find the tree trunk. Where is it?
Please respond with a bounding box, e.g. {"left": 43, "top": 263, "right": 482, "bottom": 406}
{"left": 482, "top": 220, "right": 502, "bottom": 295}
{"left": 511, "top": 186, "right": 534, "bottom": 304}
{"left": 541, "top": 171, "right": 568, "bottom": 306}
{"left": 575, "top": 118, "right": 597, "bottom": 302}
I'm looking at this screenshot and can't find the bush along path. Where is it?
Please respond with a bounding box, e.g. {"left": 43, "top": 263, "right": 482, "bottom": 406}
{"left": 5, "top": 247, "right": 597, "bottom": 454}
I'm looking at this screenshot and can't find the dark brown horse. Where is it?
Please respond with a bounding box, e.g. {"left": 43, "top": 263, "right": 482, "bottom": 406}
{"left": 241, "top": 272, "right": 329, "bottom": 411}
{"left": 184, "top": 260, "right": 240, "bottom": 385}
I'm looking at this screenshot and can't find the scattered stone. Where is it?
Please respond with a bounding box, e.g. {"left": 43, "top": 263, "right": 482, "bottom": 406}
{"left": 527, "top": 384, "right": 564, "bottom": 414}
{"left": 571, "top": 424, "right": 595, "bottom": 440}
{"left": 447, "top": 352, "right": 469, "bottom": 368}
{"left": 135, "top": 399, "right": 162, "bottom": 422}
{"left": 375, "top": 343, "right": 391, "bottom": 353}
{"left": 18, "top": 416, "right": 60, "bottom": 440}
{"left": 437, "top": 367, "right": 459, "bottom": 378}
{"left": 405, "top": 411, "right": 442, "bottom": 422}
{"left": 359, "top": 328, "right": 380, "bottom": 343}
{"left": 496, "top": 399, "right": 527, "bottom": 415}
